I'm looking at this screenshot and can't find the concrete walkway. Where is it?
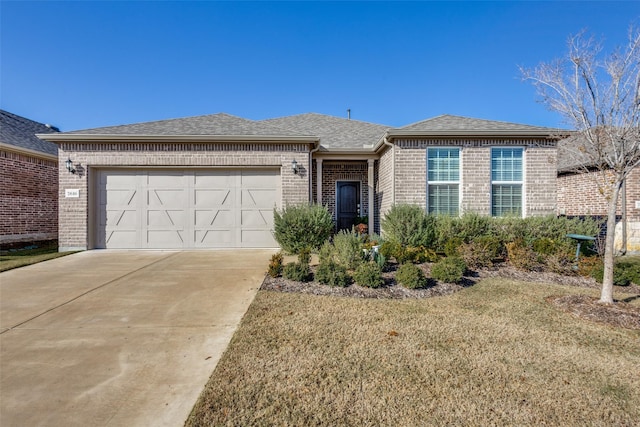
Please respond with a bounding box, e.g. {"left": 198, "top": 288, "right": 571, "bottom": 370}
{"left": 0, "top": 250, "right": 273, "bottom": 427}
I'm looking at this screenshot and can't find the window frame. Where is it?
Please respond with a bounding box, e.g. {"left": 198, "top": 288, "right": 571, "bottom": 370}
{"left": 426, "top": 146, "right": 461, "bottom": 216}
{"left": 490, "top": 146, "right": 524, "bottom": 217}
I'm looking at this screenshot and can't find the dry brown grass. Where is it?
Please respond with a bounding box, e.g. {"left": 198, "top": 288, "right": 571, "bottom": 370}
{"left": 187, "top": 279, "right": 640, "bottom": 426}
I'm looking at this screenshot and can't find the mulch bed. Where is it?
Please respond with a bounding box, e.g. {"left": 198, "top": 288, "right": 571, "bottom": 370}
{"left": 261, "top": 263, "right": 640, "bottom": 330}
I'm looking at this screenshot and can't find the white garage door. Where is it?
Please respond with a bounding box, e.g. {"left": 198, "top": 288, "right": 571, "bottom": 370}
{"left": 95, "top": 169, "right": 280, "bottom": 249}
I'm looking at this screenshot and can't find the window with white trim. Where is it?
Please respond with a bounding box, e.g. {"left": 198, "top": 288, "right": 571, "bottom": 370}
{"left": 427, "top": 147, "right": 459, "bottom": 216}
{"left": 491, "top": 147, "right": 523, "bottom": 216}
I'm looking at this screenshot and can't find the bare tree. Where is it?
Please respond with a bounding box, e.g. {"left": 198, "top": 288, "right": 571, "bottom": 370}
{"left": 521, "top": 27, "right": 640, "bottom": 304}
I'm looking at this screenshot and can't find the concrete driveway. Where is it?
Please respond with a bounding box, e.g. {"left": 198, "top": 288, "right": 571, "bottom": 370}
{"left": 0, "top": 250, "right": 273, "bottom": 427}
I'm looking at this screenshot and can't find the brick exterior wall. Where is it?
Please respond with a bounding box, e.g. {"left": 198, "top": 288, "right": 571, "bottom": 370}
{"left": 392, "top": 138, "right": 557, "bottom": 218}
{"left": 377, "top": 146, "right": 394, "bottom": 233}
{"left": 558, "top": 168, "right": 640, "bottom": 252}
{"left": 58, "top": 142, "right": 311, "bottom": 250}
{"left": 0, "top": 150, "right": 58, "bottom": 245}
{"left": 525, "top": 147, "right": 558, "bottom": 217}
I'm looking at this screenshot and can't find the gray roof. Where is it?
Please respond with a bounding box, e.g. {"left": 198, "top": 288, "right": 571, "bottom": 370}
{"left": 0, "top": 110, "right": 59, "bottom": 156}
{"left": 63, "top": 113, "right": 310, "bottom": 137}
{"left": 263, "top": 113, "right": 389, "bottom": 149}
{"left": 390, "top": 114, "right": 562, "bottom": 136}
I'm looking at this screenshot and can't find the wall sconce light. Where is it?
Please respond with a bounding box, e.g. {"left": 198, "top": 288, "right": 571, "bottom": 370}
{"left": 65, "top": 158, "right": 76, "bottom": 174}
{"left": 291, "top": 159, "right": 298, "bottom": 175}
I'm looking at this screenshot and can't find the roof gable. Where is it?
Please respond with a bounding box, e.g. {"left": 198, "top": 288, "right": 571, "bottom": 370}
{"left": 263, "top": 113, "right": 389, "bottom": 150}
{"left": 0, "top": 110, "right": 59, "bottom": 156}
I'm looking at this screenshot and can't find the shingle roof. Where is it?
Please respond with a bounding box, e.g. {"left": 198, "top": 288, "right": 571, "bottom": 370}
{"left": 63, "top": 113, "right": 308, "bottom": 137}
{"left": 391, "top": 114, "right": 561, "bottom": 136}
{"left": 262, "top": 113, "right": 389, "bottom": 149}
{"left": 0, "top": 110, "right": 59, "bottom": 156}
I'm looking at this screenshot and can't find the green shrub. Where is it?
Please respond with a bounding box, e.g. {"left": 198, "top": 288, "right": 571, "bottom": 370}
{"left": 431, "top": 257, "right": 467, "bottom": 284}
{"left": 396, "top": 263, "right": 427, "bottom": 289}
{"left": 315, "top": 261, "right": 351, "bottom": 287}
{"left": 353, "top": 262, "right": 384, "bottom": 288}
{"left": 381, "top": 204, "right": 436, "bottom": 248}
{"left": 460, "top": 235, "right": 502, "bottom": 269}
{"left": 267, "top": 252, "right": 283, "bottom": 278}
{"left": 297, "top": 247, "right": 312, "bottom": 265}
{"left": 444, "top": 237, "right": 463, "bottom": 257}
{"left": 506, "top": 239, "right": 540, "bottom": 271}
{"left": 273, "top": 204, "right": 333, "bottom": 254}
{"left": 373, "top": 250, "right": 387, "bottom": 270}
{"left": 434, "top": 213, "right": 495, "bottom": 251}
{"left": 283, "top": 262, "right": 311, "bottom": 282}
{"left": 332, "top": 229, "right": 365, "bottom": 270}
{"left": 591, "top": 259, "right": 640, "bottom": 286}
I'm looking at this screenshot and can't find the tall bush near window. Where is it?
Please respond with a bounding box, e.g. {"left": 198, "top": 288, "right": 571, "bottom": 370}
{"left": 273, "top": 204, "right": 333, "bottom": 254}
{"left": 491, "top": 147, "right": 523, "bottom": 217}
{"left": 381, "top": 204, "right": 436, "bottom": 248}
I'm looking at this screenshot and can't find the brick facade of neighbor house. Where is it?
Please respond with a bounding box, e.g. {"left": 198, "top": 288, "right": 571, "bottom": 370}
{"left": 557, "top": 168, "right": 640, "bottom": 252}
{"left": 0, "top": 150, "right": 58, "bottom": 245}
{"left": 392, "top": 138, "right": 558, "bottom": 217}
{"left": 57, "top": 142, "right": 311, "bottom": 250}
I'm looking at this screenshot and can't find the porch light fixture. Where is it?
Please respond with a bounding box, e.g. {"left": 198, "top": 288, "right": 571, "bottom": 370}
{"left": 291, "top": 159, "right": 298, "bottom": 174}
{"left": 65, "top": 158, "right": 76, "bottom": 174}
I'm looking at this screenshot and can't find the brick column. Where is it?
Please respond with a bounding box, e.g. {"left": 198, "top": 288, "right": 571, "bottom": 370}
{"left": 368, "top": 159, "right": 375, "bottom": 233}
{"left": 316, "top": 158, "right": 323, "bottom": 206}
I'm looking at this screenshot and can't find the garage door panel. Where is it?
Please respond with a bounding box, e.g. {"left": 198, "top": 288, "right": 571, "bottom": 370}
{"left": 194, "top": 210, "right": 234, "bottom": 227}
{"left": 240, "top": 230, "right": 274, "bottom": 247}
{"left": 241, "top": 170, "right": 278, "bottom": 188}
{"left": 96, "top": 169, "right": 279, "bottom": 249}
{"left": 241, "top": 210, "right": 272, "bottom": 227}
{"left": 242, "top": 189, "right": 276, "bottom": 207}
{"left": 105, "top": 230, "right": 138, "bottom": 248}
{"left": 147, "top": 230, "right": 185, "bottom": 248}
{"left": 194, "top": 189, "right": 232, "bottom": 207}
{"left": 195, "top": 230, "right": 233, "bottom": 247}
{"left": 105, "top": 210, "right": 138, "bottom": 227}
{"left": 147, "top": 210, "right": 184, "bottom": 227}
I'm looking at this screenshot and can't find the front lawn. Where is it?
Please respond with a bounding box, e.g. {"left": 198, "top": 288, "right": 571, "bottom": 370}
{"left": 187, "top": 279, "right": 640, "bottom": 426}
{"left": 0, "top": 243, "right": 77, "bottom": 272}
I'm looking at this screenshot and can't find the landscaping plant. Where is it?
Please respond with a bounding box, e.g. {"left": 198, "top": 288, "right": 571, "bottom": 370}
{"left": 315, "top": 261, "right": 351, "bottom": 287}
{"left": 395, "top": 263, "right": 427, "bottom": 289}
{"left": 431, "top": 256, "right": 466, "bottom": 284}
{"left": 267, "top": 252, "right": 284, "bottom": 278}
{"left": 353, "top": 262, "right": 384, "bottom": 288}
{"left": 273, "top": 204, "right": 333, "bottom": 254}
{"left": 381, "top": 204, "right": 436, "bottom": 248}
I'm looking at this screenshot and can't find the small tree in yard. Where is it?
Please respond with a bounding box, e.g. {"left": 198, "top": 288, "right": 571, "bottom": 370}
{"left": 521, "top": 27, "right": 640, "bottom": 304}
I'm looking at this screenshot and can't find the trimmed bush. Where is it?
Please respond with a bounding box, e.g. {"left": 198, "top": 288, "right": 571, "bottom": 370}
{"left": 332, "top": 229, "right": 365, "bottom": 270}
{"left": 273, "top": 204, "right": 333, "bottom": 254}
{"left": 298, "top": 247, "right": 311, "bottom": 265}
{"left": 591, "top": 259, "right": 640, "bottom": 286}
{"left": 396, "top": 263, "right": 427, "bottom": 289}
{"left": 444, "top": 237, "right": 463, "bottom": 257}
{"left": 460, "top": 235, "right": 502, "bottom": 269}
{"left": 353, "top": 262, "right": 384, "bottom": 288}
{"left": 315, "top": 261, "right": 351, "bottom": 287}
{"left": 381, "top": 204, "right": 436, "bottom": 248}
{"left": 267, "top": 252, "right": 283, "bottom": 278}
{"left": 283, "top": 262, "right": 311, "bottom": 282}
{"left": 506, "top": 239, "right": 540, "bottom": 271}
{"left": 431, "top": 257, "right": 466, "bottom": 284}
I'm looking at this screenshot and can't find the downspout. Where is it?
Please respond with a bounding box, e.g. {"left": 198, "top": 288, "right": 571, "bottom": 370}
{"left": 309, "top": 142, "right": 321, "bottom": 203}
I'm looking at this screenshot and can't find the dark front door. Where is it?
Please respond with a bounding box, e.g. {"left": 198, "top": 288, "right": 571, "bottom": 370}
{"left": 336, "top": 181, "right": 360, "bottom": 231}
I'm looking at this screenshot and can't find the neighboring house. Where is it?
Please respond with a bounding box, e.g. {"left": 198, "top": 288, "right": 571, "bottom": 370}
{"left": 556, "top": 136, "right": 640, "bottom": 253}
{"left": 0, "top": 110, "right": 59, "bottom": 247}
{"left": 38, "top": 113, "right": 560, "bottom": 251}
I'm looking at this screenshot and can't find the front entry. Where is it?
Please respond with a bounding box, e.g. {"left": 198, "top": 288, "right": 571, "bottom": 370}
{"left": 336, "top": 181, "right": 360, "bottom": 231}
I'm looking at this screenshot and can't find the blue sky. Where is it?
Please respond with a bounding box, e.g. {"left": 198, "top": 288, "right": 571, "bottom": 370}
{"left": 1, "top": 1, "right": 638, "bottom": 131}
